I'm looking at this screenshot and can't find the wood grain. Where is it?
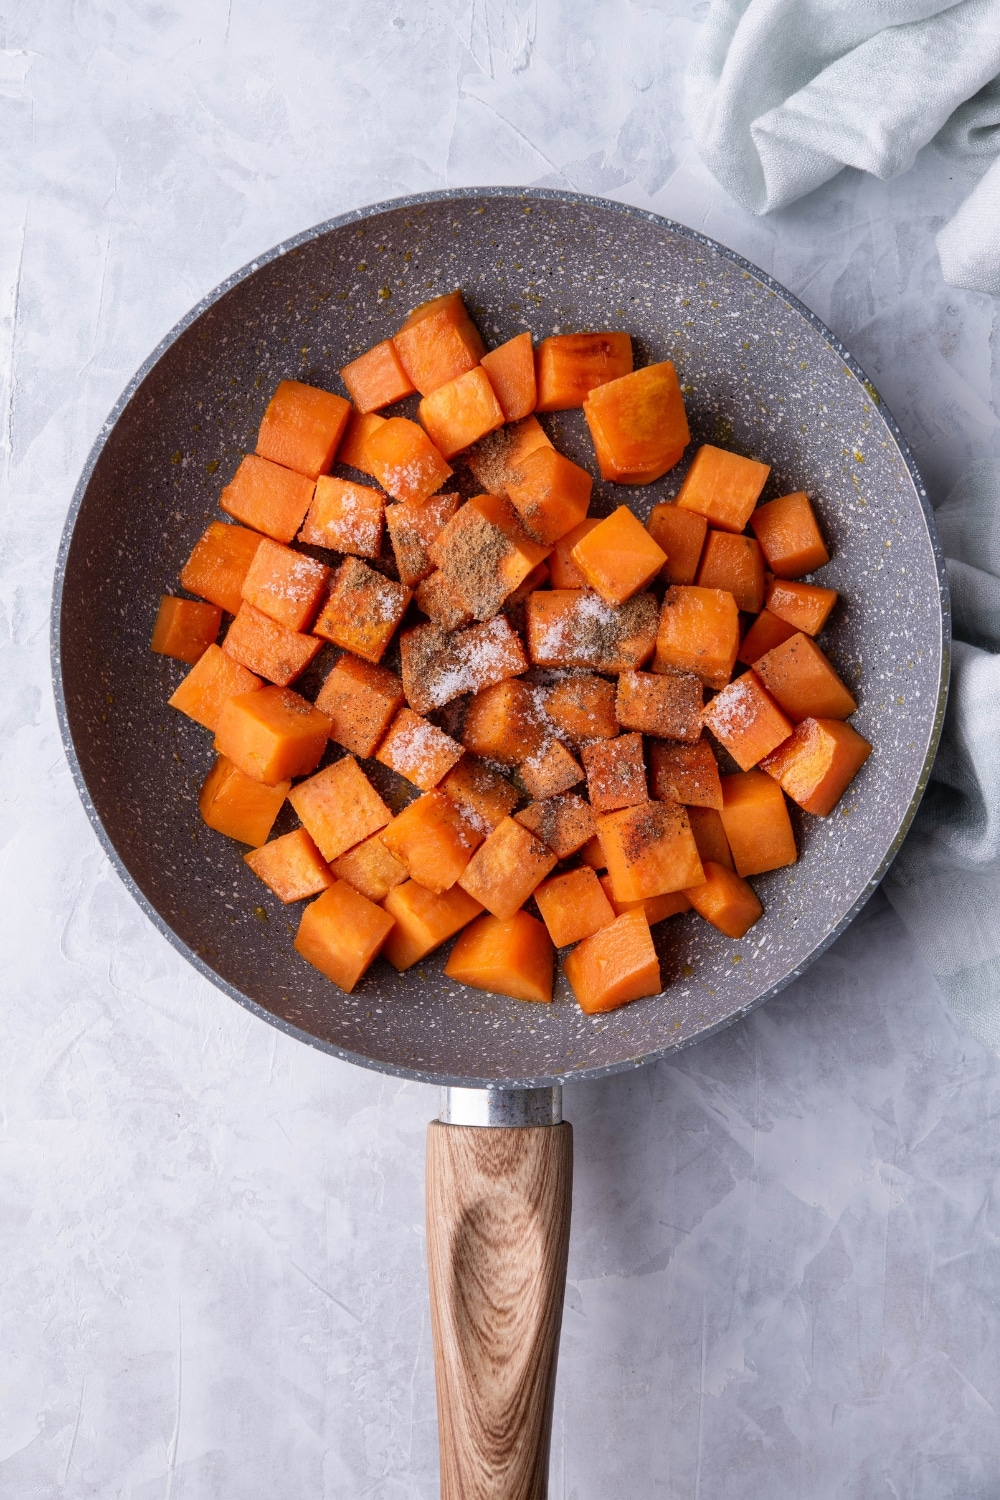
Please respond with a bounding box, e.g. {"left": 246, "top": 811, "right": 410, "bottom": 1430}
{"left": 426, "top": 1121, "right": 573, "bottom": 1500}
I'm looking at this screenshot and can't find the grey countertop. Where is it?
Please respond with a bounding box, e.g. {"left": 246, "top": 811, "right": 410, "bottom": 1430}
{"left": 4, "top": 4, "right": 1000, "bottom": 1495}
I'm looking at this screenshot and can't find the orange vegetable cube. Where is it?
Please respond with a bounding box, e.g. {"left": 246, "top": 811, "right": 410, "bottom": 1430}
{"left": 299, "top": 476, "right": 385, "bottom": 557}
{"left": 697, "top": 530, "right": 766, "bottom": 614}
{"left": 414, "top": 570, "right": 474, "bottom": 632}
{"left": 223, "top": 603, "right": 321, "bottom": 687}
{"left": 765, "top": 578, "right": 838, "bottom": 636}
{"left": 737, "top": 609, "right": 798, "bottom": 666}
{"left": 514, "top": 792, "right": 596, "bottom": 860}
{"left": 750, "top": 491, "right": 829, "bottom": 578}
{"left": 519, "top": 739, "right": 583, "bottom": 801}
{"left": 480, "top": 331, "right": 536, "bottom": 422}
{"left": 570, "top": 505, "right": 667, "bottom": 606}
{"left": 168, "top": 644, "right": 262, "bottom": 732}
{"left": 579, "top": 833, "right": 606, "bottom": 870}
{"left": 375, "top": 707, "right": 464, "bottom": 790}
{"left": 686, "top": 806, "right": 734, "bottom": 871}
{"left": 505, "top": 448, "right": 592, "bottom": 546}
{"left": 393, "top": 290, "right": 486, "bottom": 395}
{"left": 445, "top": 910, "right": 554, "bottom": 1003}
{"left": 294, "top": 880, "right": 394, "bottom": 992}
{"left": 458, "top": 816, "right": 557, "bottom": 920}
{"left": 526, "top": 590, "right": 658, "bottom": 672}
{"left": 151, "top": 596, "right": 221, "bottom": 664}
{"left": 340, "top": 340, "right": 416, "bottom": 413}
{"left": 563, "top": 910, "right": 660, "bottom": 1014}
{"left": 256, "top": 380, "right": 351, "bottom": 480}
{"left": 315, "top": 653, "right": 404, "bottom": 758}
{"left": 462, "top": 678, "right": 544, "bottom": 765}
{"left": 535, "top": 332, "right": 633, "bottom": 411}
{"left": 646, "top": 503, "right": 707, "bottom": 586}
{"left": 542, "top": 674, "right": 618, "bottom": 745}
{"left": 648, "top": 738, "right": 723, "bottom": 810}
{"left": 597, "top": 801, "right": 704, "bottom": 902}
{"left": 382, "top": 881, "right": 484, "bottom": 970}
{"left": 240, "top": 537, "right": 330, "bottom": 631}
{"left": 719, "top": 770, "right": 797, "bottom": 877}
{"left": 675, "top": 445, "right": 770, "bottom": 534}
{"left": 440, "top": 755, "right": 519, "bottom": 835}
{"left": 337, "top": 409, "right": 385, "bottom": 475}
{"left": 244, "top": 827, "right": 333, "bottom": 903}
{"left": 288, "top": 755, "right": 392, "bottom": 862}
{"left": 220, "top": 454, "right": 316, "bottom": 544}
{"left": 616, "top": 668, "right": 703, "bottom": 743}
{"left": 498, "top": 559, "right": 549, "bottom": 633}
{"left": 180, "top": 521, "right": 263, "bottom": 615}
{"left": 597, "top": 871, "right": 691, "bottom": 925}
{"left": 418, "top": 365, "right": 504, "bottom": 459}
{"left": 760, "top": 716, "right": 872, "bottom": 815}
{"left": 363, "top": 417, "right": 453, "bottom": 504}
{"left": 654, "top": 586, "right": 739, "bottom": 690}
{"left": 582, "top": 733, "right": 648, "bottom": 812}
{"left": 380, "top": 789, "right": 482, "bottom": 893}
{"left": 754, "top": 633, "right": 857, "bottom": 722}
{"left": 214, "top": 685, "right": 331, "bottom": 784}
{"left": 702, "top": 671, "right": 794, "bottom": 771}
{"left": 313, "top": 557, "right": 411, "bottom": 665}
{"left": 534, "top": 866, "right": 615, "bottom": 948}
{"left": 427, "top": 493, "right": 550, "bottom": 621}
{"left": 400, "top": 617, "right": 528, "bottom": 714}
{"left": 583, "top": 362, "right": 690, "bottom": 484}
{"left": 331, "top": 830, "right": 408, "bottom": 903}
{"left": 385, "top": 491, "right": 461, "bottom": 586}
{"left": 465, "top": 414, "right": 553, "bottom": 496}
{"left": 685, "top": 862, "right": 763, "bottom": 939}
{"left": 199, "top": 755, "right": 289, "bottom": 846}
{"left": 549, "top": 518, "right": 602, "bottom": 588}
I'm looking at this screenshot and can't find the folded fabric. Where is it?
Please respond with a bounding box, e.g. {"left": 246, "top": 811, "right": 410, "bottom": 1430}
{"left": 688, "top": 0, "right": 1000, "bottom": 294}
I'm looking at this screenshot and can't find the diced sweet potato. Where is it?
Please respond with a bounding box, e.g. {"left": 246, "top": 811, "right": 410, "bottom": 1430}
{"left": 527, "top": 590, "right": 658, "bottom": 672}
{"left": 534, "top": 866, "right": 615, "bottom": 947}
{"left": 616, "top": 668, "right": 703, "bottom": 743}
{"left": 542, "top": 674, "right": 618, "bottom": 745}
{"left": 505, "top": 448, "right": 592, "bottom": 546}
{"left": 220, "top": 454, "right": 316, "bottom": 544}
{"left": 418, "top": 366, "right": 505, "bottom": 459}
{"left": 180, "top": 521, "right": 263, "bottom": 615}
{"left": 427, "top": 493, "right": 550, "bottom": 621}
{"left": 736, "top": 609, "right": 797, "bottom": 665}
{"left": 549, "top": 519, "right": 601, "bottom": 588}
{"left": 330, "top": 830, "right": 408, "bottom": 903}
{"left": 375, "top": 707, "right": 464, "bottom": 790}
{"left": 340, "top": 340, "right": 416, "bottom": 413}
{"left": 315, "top": 653, "right": 404, "bottom": 758}
{"left": 754, "top": 633, "right": 857, "bottom": 722}
{"left": 464, "top": 415, "right": 553, "bottom": 496}
{"left": 535, "top": 332, "right": 633, "bottom": 411}
{"left": 514, "top": 792, "right": 595, "bottom": 859}
{"left": 685, "top": 861, "right": 763, "bottom": 939}
{"left": 702, "top": 671, "right": 794, "bottom": 770}
{"left": 583, "top": 362, "right": 690, "bottom": 484}
{"left": 400, "top": 618, "right": 528, "bottom": 714}
{"left": 500, "top": 560, "right": 550, "bottom": 635}
{"left": 686, "top": 806, "right": 734, "bottom": 871}
{"left": 288, "top": 755, "right": 392, "bottom": 862}
{"left": 440, "top": 755, "right": 520, "bottom": 835}
{"left": 582, "top": 733, "right": 648, "bottom": 812}
{"left": 480, "top": 332, "right": 536, "bottom": 422}
{"left": 414, "top": 570, "right": 474, "bottom": 632}
{"left": 240, "top": 537, "right": 330, "bottom": 631}
{"left": 168, "top": 644, "right": 262, "bottom": 732}
{"left": 563, "top": 910, "right": 660, "bottom": 1014}
{"left": 199, "top": 756, "right": 289, "bottom": 846}
{"left": 151, "top": 596, "right": 221, "bottom": 663}
{"left": 579, "top": 833, "right": 606, "bottom": 870}
{"left": 646, "top": 503, "right": 707, "bottom": 586}
{"left": 462, "top": 678, "right": 544, "bottom": 764}
{"left": 675, "top": 445, "right": 770, "bottom": 534}
{"left": 363, "top": 417, "right": 453, "bottom": 504}
{"left": 381, "top": 880, "right": 484, "bottom": 971}
{"left": 338, "top": 409, "right": 385, "bottom": 474}
{"left": 244, "top": 827, "right": 333, "bottom": 903}
{"left": 760, "top": 716, "right": 872, "bottom": 815}
{"left": 597, "top": 800, "right": 704, "bottom": 902}
{"left": 696, "top": 531, "right": 766, "bottom": 614}
{"left": 256, "top": 380, "right": 351, "bottom": 480}
{"left": 597, "top": 871, "right": 691, "bottom": 925}
{"left": 393, "top": 290, "right": 486, "bottom": 395}
{"left": 570, "top": 506, "right": 667, "bottom": 606}
{"left": 445, "top": 910, "right": 554, "bottom": 1003}
{"left": 458, "top": 816, "right": 557, "bottom": 919}
{"left": 749, "top": 491, "right": 829, "bottom": 578}
{"left": 299, "top": 476, "right": 385, "bottom": 557}
{"left": 380, "top": 789, "right": 482, "bottom": 893}
{"left": 719, "top": 770, "right": 797, "bottom": 877}
{"left": 654, "top": 586, "right": 739, "bottom": 690}
{"left": 214, "top": 685, "right": 331, "bottom": 784}
{"left": 223, "top": 603, "right": 322, "bottom": 687}
{"left": 765, "top": 579, "right": 838, "bottom": 636}
{"left": 648, "top": 738, "right": 723, "bottom": 810}
{"left": 313, "top": 557, "right": 412, "bottom": 665}
{"left": 294, "top": 880, "right": 395, "bottom": 991}
{"left": 385, "top": 491, "right": 461, "bottom": 586}
{"left": 519, "top": 739, "right": 583, "bottom": 801}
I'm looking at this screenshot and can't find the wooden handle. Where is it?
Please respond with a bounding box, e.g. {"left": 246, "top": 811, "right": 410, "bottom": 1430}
{"left": 426, "top": 1120, "right": 573, "bottom": 1500}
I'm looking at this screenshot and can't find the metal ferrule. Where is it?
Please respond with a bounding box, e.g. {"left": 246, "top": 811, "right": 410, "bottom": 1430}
{"left": 439, "top": 1086, "right": 563, "bottom": 1127}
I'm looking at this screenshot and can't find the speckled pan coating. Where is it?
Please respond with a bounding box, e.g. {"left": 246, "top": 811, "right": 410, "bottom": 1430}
{"left": 52, "top": 188, "right": 949, "bottom": 1088}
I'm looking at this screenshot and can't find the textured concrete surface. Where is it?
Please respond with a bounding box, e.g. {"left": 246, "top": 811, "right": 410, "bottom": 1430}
{"left": 3, "top": 3, "right": 1000, "bottom": 1496}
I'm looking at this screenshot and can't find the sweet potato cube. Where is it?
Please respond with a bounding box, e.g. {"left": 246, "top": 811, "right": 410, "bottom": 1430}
{"left": 220, "top": 454, "right": 316, "bottom": 544}
{"left": 380, "top": 789, "right": 482, "bottom": 893}
{"left": 582, "top": 734, "right": 648, "bottom": 812}
{"left": 519, "top": 739, "right": 583, "bottom": 801}
{"left": 445, "top": 910, "right": 554, "bottom": 1003}
{"left": 256, "top": 380, "right": 351, "bottom": 480}
{"left": 338, "top": 409, "right": 385, "bottom": 475}
{"left": 214, "top": 685, "right": 331, "bottom": 784}
{"left": 180, "top": 521, "right": 263, "bottom": 615}
{"left": 313, "top": 557, "right": 411, "bottom": 665}
{"left": 583, "top": 361, "right": 690, "bottom": 484}
{"left": 687, "top": 806, "right": 734, "bottom": 871}
{"left": 737, "top": 609, "right": 797, "bottom": 666}
{"left": 646, "top": 503, "right": 707, "bottom": 586}
{"left": 401, "top": 618, "right": 528, "bottom": 715}
{"left": 465, "top": 414, "right": 553, "bottom": 496}
{"left": 563, "top": 909, "right": 660, "bottom": 1014}
{"left": 754, "top": 633, "right": 857, "bottom": 722}
{"left": 240, "top": 538, "right": 330, "bottom": 631}
{"left": 597, "top": 871, "right": 691, "bottom": 925}
{"left": 199, "top": 756, "right": 289, "bottom": 846}
{"left": 381, "top": 881, "right": 483, "bottom": 971}
{"left": 697, "top": 531, "right": 766, "bottom": 614}
{"left": 534, "top": 866, "right": 615, "bottom": 948}
{"left": 427, "top": 494, "right": 549, "bottom": 621}
{"left": 702, "top": 671, "right": 794, "bottom": 770}
{"left": 299, "top": 476, "right": 385, "bottom": 557}
{"left": 393, "top": 290, "right": 486, "bottom": 395}
{"left": 168, "top": 644, "right": 261, "bottom": 732}
{"left": 151, "top": 596, "right": 221, "bottom": 663}
{"left": 750, "top": 491, "right": 829, "bottom": 578}
{"left": 363, "top": 417, "right": 453, "bottom": 504}
{"left": 527, "top": 590, "right": 658, "bottom": 672}
{"left": 458, "top": 816, "right": 557, "bottom": 920}
{"left": 719, "top": 770, "right": 797, "bottom": 877}
{"left": 542, "top": 674, "right": 618, "bottom": 745}
{"left": 294, "top": 880, "right": 394, "bottom": 991}
{"left": 765, "top": 579, "right": 838, "bottom": 636}
{"left": 481, "top": 331, "right": 536, "bottom": 422}
{"left": 418, "top": 366, "right": 504, "bottom": 459}
{"left": 579, "top": 833, "right": 606, "bottom": 870}
{"left": 570, "top": 506, "right": 666, "bottom": 606}
{"left": 675, "top": 445, "right": 770, "bottom": 534}
{"left": 616, "top": 668, "right": 703, "bottom": 743}
{"left": 685, "top": 861, "right": 763, "bottom": 939}
{"left": 654, "top": 586, "right": 739, "bottom": 690}
{"left": 340, "top": 340, "right": 416, "bottom": 413}
{"left": 535, "top": 332, "right": 633, "bottom": 411}
{"left": 597, "top": 801, "right": 704, "bottom": 902}
{"left": 415, "top": 570, "right": 474, "bottom": 632}
{"left": 315, "top": 653, "right": 404, "bottom": 758}
{"left": 288, "top": 755, "right": 392, "bottom": 863}
{"left": 760, "top": 716, "right": 872, "bottom": 816}
{"left": 331, "top": 830, "right": 408, "bottom": 903}
{"left": 648, "top": 738, "right": 723, "bottom": 810}
{"left": 223, "top": 603, "right": 321, "bottom": 687}
{"left": 244, "top": 827, "right": 333, "bottom": 903}
{"left": 462, "top": 678, "right": 544, "bottom": 765}
{"left": 376, "top": 707, "right": 463, "bottom": 790}
{"left": 385, "top": 491, "right": 461, "bottom": 586}
{"left": 499, "top": 560, "right": 549, "bottom": 633}
{"left": 440, "top": 755, "right": 519, "bottom": 835}
{"left": 505, "top": 448, "right": 592, "bottom": 546}
{"left": 550, "top": 518, "right": 602, "bottom": 588}
{"left": 514, "top": 792, "right": 595, "bottom": 859}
